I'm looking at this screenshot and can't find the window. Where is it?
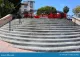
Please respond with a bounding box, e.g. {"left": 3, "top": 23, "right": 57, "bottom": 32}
{"left": 24, "top": 5, "right": 27, "bottom": 8}
{"left": 30, "top": 2, "right": 33, "bottom": 8}
{"left": 24, "top": 9, "right": 26, "bottom": 12}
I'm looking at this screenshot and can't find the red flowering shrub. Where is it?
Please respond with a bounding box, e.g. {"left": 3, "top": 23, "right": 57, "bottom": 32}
{"left": 57, "top": 13, "right": 61, "bottom": 18}
{"left": 34, "top": 16, "right": 40, "bottom": 18}
{"left": 63, "top": 13, "right": 67, "bottom": 18}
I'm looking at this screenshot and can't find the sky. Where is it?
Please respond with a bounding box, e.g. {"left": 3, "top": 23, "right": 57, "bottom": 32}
{"left": 22, "top": 0, "right": 80, "bottom": 15}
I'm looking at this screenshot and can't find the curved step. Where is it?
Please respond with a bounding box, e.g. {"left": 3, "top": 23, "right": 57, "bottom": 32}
{"left": 1, "top": 38, "right": 80, "bottom": 46}
{"left": 2, "top": 27, "right": 78, "bottom": 30}
{"left": 13, "top": 45, "right": 80, "bottom": 52}
{"left": 1, "top": 38, "right": 80, "bottom": 52}
{"left": 16, "top": 24, "right": 80, "bottom": 28}
{"left": 14, "top": 29, "right": 80, "bottom": 32}
{"left": 21, "top": 24, "right": 79, "bottom": 26}
{"left": 0, "top": 34, "right": 80, "bottom": 43}
{"left": 0, "top": 31, "right": 80, "bottom": 38}
{"left": 14, "top": 27, "right": 80, "bottom": 30}
{"left": 1, "top": 31, "right": 80, "bottom": 36}
{"left": 1, "top": 27, "right": 79, "bottom": 31}
{"left": 9, "top": 27, "right": 80, "bottom": 32}
{"left": 1, "top": 24, "right": 80, "bottom": 29}
{"left": 0, "top": 29, "right": 80, "bottom": 35}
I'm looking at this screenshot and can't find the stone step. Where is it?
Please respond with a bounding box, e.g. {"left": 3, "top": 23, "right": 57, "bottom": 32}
{"left": 22, "top": 26, "right": 79, "bottom": 28}
{"left": 1, "top": 38, "right": 80, "bottom": 46}
{"left": 2, "top": 27, "right": 78, "bottom": 30}
{"left": 1, "top": 31, "right": 80, "bottom": 36}
{"left": 2, "top": 27, "right": 80, "bottom": 31}
{"left": 14, "top": 29, "right": 80, "bottom": 32}
{"left": 0, "top": 34, "right": 80, "bottom": 42}
{"left": 29, "top": 23, "right": 76, "bottom": 26}
{"left": 15, "top": 27, "right": 79, "bottom": 30}
{"left": 13, "top": 45, "right": 80, "bottom": 52}
{"left": 15, "top": 26, "right": 80, "bottom": 29}
{"left": 1, "top": 38, "right": 80, "bottom": 52}
{"left": 17, "top": 24, "right": 79, "bottom": 26}
{"left": 0, "top": 29, "right": 80, "bottom": 35}
{"left": 0, "top": 31, "right": 80, "bottom": 38}
{"left": 23, "top": 23, "right": 79, "bottom": 25}
{"left": 1, "top": 25, "right": 80, "bottom": 30}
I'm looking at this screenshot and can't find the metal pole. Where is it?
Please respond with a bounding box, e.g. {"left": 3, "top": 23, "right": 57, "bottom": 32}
{"left": 9, "top": 21, "right": 11, "bottom": 31}
{"left": 19, "top": 18, "right": 21, "bottom": 24}
{"left": 19, "top": 14, "right": 22, "bottom": 24}
{"left": 18, "top": 9, "right": 22, "bottom": 24}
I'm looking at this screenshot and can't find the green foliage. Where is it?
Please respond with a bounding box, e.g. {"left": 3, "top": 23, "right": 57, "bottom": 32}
{"left": 63, "top": 6, "right": 69, "bottom": 13}
{"left": 8, "top": 0, "right": 22, "bottom": 14}
{"left": 37, "top": 6, "right": 57, "bottom": 15}
{"left": 0, "top": 0, "right": 22, "bottom": 18}
{"left": 73, "top": 6, "right": 80, "bottom": 14}
{"left": 0, "top": 0, "right": 14, "bottom": 18}
{"left": 0, "top": 0, "right": 2, "bottom": 4}
{"left": 8, "top": 0, "right": 22, "bottom": 4}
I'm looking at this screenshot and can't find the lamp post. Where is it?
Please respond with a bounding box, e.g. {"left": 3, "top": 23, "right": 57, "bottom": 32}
{"left": 8, "top": 15, "right": 12, "bottom": 31}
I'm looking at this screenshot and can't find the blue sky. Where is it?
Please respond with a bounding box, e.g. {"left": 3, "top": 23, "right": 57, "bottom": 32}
{"left": 22, "top": 0, "right": 80, "bottom": 15}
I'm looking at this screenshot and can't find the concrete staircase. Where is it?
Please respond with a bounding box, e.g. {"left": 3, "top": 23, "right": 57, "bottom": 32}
{"left": 0, "top": 18, "right": 80, "bottom": 52}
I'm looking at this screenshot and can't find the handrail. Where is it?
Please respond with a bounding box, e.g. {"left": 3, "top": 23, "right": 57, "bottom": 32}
{"left": 72, "top": 16, "right": 80, "bottom": 25}
{"left": 0, "top": 14, "right": 13, "bottom": 27}
{"left": 72, "top": 17, "right": 80, "bottom": 20}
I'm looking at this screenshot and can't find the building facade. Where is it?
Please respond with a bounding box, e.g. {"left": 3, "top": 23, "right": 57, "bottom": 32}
{"left": 20, "top": 0, "right": 35, "bottom": 13}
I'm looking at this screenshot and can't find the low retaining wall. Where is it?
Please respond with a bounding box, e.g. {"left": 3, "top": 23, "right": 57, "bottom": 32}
{"left": 0, "top": 14, "right": 12, "bottom": 27}
{"left": 72, "top": 17, "right": 80, "bottom": 25}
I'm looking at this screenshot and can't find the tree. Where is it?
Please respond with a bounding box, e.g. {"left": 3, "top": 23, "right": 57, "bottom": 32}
{"left": 8, "top": 0, "right": 22, "bottom": 14}
{"left": 63, "top": 6, "right": 69, "bottom": 13}
{"left": 73, "top": 6, "right": 80, "bottom": 14}
{"left": 8, "top": 0, "right": 22, "bottom": 4}
{"left": 0, "top": 0, "right": 22, "bottom": 18}
{"left": 37, "top": 6, "right": 57, "bottom": 15}
{"left": 0, "top": 0, "right": 14, "bottom": 18}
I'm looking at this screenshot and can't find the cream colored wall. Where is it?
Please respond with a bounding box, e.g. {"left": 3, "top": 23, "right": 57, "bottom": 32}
{"left": 72, "top": 17, "right": 80, "bottom": 25}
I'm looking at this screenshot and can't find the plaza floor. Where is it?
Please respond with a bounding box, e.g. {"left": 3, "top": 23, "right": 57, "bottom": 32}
{"left": 0, "top": 40, "right": 33, "bottom": 52}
